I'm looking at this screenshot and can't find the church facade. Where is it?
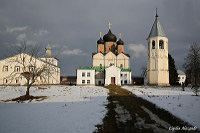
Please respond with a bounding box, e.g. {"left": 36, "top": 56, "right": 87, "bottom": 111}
{"left": 77, "top": 24, "right": 132, "bottom": 86}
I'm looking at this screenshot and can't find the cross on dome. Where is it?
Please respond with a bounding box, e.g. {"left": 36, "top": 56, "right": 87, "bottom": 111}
{"left": 108, "top": 22, "right": 112, "bottom": 29}
{"left": 119, "top": 33, "right": 122, "bottom": 39}
{"left": 99, "top": 32, "right": 102, "bottom": 38}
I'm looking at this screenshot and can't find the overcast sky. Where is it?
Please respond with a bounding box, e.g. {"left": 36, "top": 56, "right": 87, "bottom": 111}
{"left": 0, "top": 0, "right": 199, "bottom": 76}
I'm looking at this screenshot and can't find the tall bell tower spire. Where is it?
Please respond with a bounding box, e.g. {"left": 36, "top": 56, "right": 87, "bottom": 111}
{"left": 147, "top": 9, "right": 169, "bottom": 86}
{"left": 155, "top": 8, "right": 158, "bottom": 18}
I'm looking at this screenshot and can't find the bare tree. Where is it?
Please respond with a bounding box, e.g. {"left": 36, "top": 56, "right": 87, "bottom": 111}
{"left": 141, "top": 66, "right": 147, "bottom": 78}
{"left": 5, "top": 41, "right": 60, "bottom": 98}
{"left": 183, "top": 43, "right": 200, "bottom": 96}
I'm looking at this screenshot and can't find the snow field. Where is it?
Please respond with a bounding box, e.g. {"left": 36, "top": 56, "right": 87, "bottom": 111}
{"left": 0, "top": 85, "right": 108, "bottom": 133}
{"left": 123, "top": 86, "right": 200, "bottom": 129}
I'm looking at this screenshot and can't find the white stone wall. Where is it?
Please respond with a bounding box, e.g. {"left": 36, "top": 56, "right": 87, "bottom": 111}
{"left": 105, "top": 66, "right": 121, "bottom": 86}
{"left": 92, "top": 53, "right": 104, "bottom": 67}
{"left": 76, "top": 69, "right": 95, "bottom": 85}
{"left": 120, "top": 71, "right": 132, "bottom": 85}
{"left": 0, "top": 53, "right": 60, "bottom": 85}
{"left": 116, "top": 53, "right": 129, "bottom": 69}
{"left": 147, "top": 36, "right": 169, "bottom": 86}
{"left": 93, "top": 52, "right": 129, "bottom": 69}
{"left": 95, "top": 71, "right": 104, "bottom": 85}
{"left": 104, "top": 52, "right": 116, "bottom": 67}
{"left": 95, "top": 79, "right": 104, "bottom": 86}
{"left": 178, "top": 75, "right": 186, "bottom": 85}
{"left": 40, "top": 57, "right": 58, "bottom": 66}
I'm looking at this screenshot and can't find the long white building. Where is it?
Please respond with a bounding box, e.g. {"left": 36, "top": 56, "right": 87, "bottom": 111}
{"left": 0, "top": 45, "right": 60, "bottom": 85}
{"left": 77, "top": 24, "right": 132, "bottom": 86}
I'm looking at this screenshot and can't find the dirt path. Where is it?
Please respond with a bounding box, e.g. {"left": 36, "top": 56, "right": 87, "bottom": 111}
{"left": 94, "top": 85, "right": 196, "bottom": 133}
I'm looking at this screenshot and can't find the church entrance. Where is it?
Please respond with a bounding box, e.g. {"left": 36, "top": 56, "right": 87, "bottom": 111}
{"left": 111, "top": 77, "right": 115, "bottom": 84}
{"left": 98, "top": 81, "right": 101, "bottom": 85}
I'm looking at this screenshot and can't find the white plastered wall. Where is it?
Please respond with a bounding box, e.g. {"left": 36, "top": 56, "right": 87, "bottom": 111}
{"left": 76, "top": 69, "right": 95, "bottom": 85}
{"left": 105, "top": 66, "right": 121, "bottom": 86}
{"left": 147, "top": 36, "right": 169, "bottom": 86}
{"left": 0, "top": 53, "right": 60, "bottom": 85}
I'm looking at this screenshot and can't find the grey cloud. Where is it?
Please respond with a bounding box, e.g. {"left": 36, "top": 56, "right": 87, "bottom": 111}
{"left": 0, "top": 0, "right": 199, "bottom": 76}
{"left": 33, "top": 30, "right": 49, "bottom": 37}
{"left": 6, "top": 26, "right": 28, "bottom": 33}
{"left": 128, "top": 44, "right": 146, "bottom": 58}
{"left": 61, "top": 48, "right": 87, "bottom": 56}
{"left": 16, "top": 33, "right": 26, "bottom": 41}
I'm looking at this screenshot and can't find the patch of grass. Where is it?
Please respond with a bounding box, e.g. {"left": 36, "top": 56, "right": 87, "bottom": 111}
{"left": 38, "top": 87, "right": 48, "bottom": 90}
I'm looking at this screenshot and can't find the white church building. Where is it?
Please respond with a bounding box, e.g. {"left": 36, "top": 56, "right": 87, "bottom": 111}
{"left": 77, "top": 24, "right": 132, "bottom": 86}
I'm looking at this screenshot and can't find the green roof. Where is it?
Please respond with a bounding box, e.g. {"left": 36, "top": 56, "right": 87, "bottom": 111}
{"left": 78, "top": 66, "right": 131, "bottom": 72}
{"left": 78, "top": 67, "right": 95, "bottom": 70}
{"left": 148, "top": 15, "right": 166, "bottom": 39}
{"left": 121, "top": 68, "right": 131, "bottom": 72}
{"left": 93, "top": 66, "right": 108, "bottom": 72}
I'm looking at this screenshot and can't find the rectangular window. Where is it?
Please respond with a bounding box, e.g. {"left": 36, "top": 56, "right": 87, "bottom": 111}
{"left": 15, "top": 66, "right": 20, "bottom": 72}
{"left": 159, "top": 40, "right": 164, "bottom": 49}
{"left": 121, "top": 80, "right": 123, "bottom": 84}
{"left": 124, "top": 74, "right": 127, "bottom": 77}
{"left": 82, "top": 72, "right": 85, "bottom": 77}
{"left": 124, "top": 80, "right": 127, "bottom": 84}
{"left": 15, "top": 79, "right": 18, "bottom": 83}
{"left": 159, "top": 44, "right": 164, "bottom": 49}
{"left": 87, "top": 80, "right": 90, "bottom": 84}
{"left": 152, "top": 41, "right": 155, "bottom": 49}
{"left": 29, "top": 66, "right": 35, "bottom": 72}
{"left": 82, "top": 80, "right": 85, "bottom": 84}
{"left": 3, "top": 66, "right": 8, "bottom": 71}
{"left": 4, "top": 78, "right": 8, "bottom": 84}
{"left": 87, "top": 72, "right": 90, "bottom": 77}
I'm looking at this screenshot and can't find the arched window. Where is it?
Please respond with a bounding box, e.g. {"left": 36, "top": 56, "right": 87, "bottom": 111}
{"left": 120, "top": 64, "right": 123, "bottom": 68}
{"left": 15, "top": 79, "right": 18, "bottom": 83}
{"left": 152, "top": 40, "right": 155, "bottom": 49}
{"left": 100, "top": 64, "right": 102, "bottom": 67}
{"left": 159, "top": 40, "right": 164, "bottom": 49}
{"left": 4, "top": 79, "right": 8, "bottom": 84}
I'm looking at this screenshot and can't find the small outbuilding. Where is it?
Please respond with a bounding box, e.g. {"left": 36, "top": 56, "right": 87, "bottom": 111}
{"left": 177, "top": 70, "right": 186, "bottom": 85}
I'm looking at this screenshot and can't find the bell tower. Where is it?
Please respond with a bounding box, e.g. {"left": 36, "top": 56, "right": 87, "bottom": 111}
{"left": 147, "top": 9, "right": 169, "bottom": 86}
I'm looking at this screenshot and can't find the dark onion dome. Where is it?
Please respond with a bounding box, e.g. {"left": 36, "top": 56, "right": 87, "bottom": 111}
{"left": 103, "top": 29, "right": 117, "bottom": 42}
{"left": 97, "top": 37, "right": 104, "bottom": 44}
{"left": 117, "top": 38, "right": 124, "bottom": 45}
